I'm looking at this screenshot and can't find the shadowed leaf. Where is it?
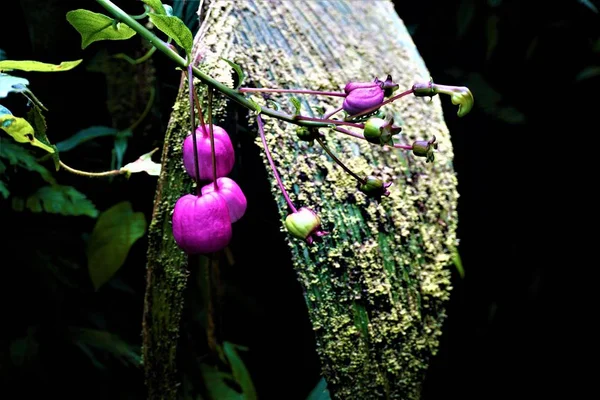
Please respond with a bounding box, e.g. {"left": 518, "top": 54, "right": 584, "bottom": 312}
{"left": 87, "top": 201, "right": 146, "bottom": 290}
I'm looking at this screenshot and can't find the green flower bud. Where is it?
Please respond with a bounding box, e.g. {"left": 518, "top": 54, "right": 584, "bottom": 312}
{"left": 412, "top": 135, "right": 437, "bottom": 163}
{"left": 285, "top": 207, "right": 329, "bottom": 244}
{"left": 358, "top": 175, "right": 392, "bottom": 200}
{"left": 296, "top": 127, "right": 323, "bottom": 145}
{"left": 363, "top": 116, "right": 402, "bottom": 146}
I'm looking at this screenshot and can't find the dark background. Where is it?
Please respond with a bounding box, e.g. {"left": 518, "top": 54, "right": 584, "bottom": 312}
{"left": 1, "top": 0, "right": 597, "bottom": 399}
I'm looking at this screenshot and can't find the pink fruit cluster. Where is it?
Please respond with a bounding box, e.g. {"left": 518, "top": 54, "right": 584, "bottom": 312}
{"left": 172, "top": 124, "right": 247, "bottom": 254}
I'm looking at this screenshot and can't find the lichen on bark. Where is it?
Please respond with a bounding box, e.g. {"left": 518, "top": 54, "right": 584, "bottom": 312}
{"left": 145, "top": 1, "right": 459, "bottom": 399}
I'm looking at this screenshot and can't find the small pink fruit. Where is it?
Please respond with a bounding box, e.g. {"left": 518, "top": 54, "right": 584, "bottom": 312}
{"left": 201, "top": 177, "right": 247, "bottom": 223}
{"left": 182, "top": 124, "right": 235, "bottom": 181}
{"left": 172, "top": 193, "right": 232, "bottom": 254}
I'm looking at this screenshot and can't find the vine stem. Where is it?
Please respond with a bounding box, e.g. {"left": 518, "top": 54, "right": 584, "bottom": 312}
{"left": 296, "top": 115, "right": 364, "bottom": 129}
{"left": 239, "top": 87, "right": 346, "bottom": 97}
{"left": 188, "top": 65, "right": 201, "bottom": 193}
{"left": 59, "top": 161, "right": 122, "bottom": 177}
{"left": 256, "top": 115, "right": 297, "bottom": 213}
{"left": 315, "top": 137, "right": 366, "bottom": 185}
{"left": 207, "top": 88, "right": 218, "bottom": 191}
{"left": 95, "top": 0, "right": 349, "bottom": 130}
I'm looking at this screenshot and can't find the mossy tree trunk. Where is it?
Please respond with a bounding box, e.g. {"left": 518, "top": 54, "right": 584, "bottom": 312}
{"left": 144, "top": 1, "right": 459, "bottom": 399}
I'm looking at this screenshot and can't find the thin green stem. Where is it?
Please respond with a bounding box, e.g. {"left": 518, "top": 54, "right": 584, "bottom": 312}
{"left": 239, "top": 87, "right": 346, "bottom": 97}
{"left": 257, "top": 115, "right": 297, "bottom": 213}
{"left": 188, "top": 65, "right": 201, "bottom": 192}
{"left": 128, "top": 86, "right": 155, "bottom": 131}
{"left": 296, "top": 115, "right": 363, "bottom": 129}
{"left": 95, "top": 0, "right": 346, "bottom": 130}
{"left": 114, "top": 46, "right": 157, "bottom": 65}
{"left": 59, "top": 160, "right": 122, "bottom": 177}
{"left": 315, "top": 137, "right": 365, "bottom": 185}
{"left": 207, "top": 88, "right": 218, "bottom": 191}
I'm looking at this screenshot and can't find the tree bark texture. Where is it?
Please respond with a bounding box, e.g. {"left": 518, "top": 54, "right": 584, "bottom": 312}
{"left": 144, "top": 1, "right": 459, "bottom": 399}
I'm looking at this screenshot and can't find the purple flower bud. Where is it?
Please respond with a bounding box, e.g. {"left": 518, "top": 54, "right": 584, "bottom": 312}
{"left": 201, "top": 177, "right": 247, "bottom": 223}
{"left": 342, "top": 81, "right": 384, "bottom": 116}
{"left": 172, "top": 193, "right": 232, "bottom": 254}
{"left": 182, "top": 124, "right": 235, "bottom": 181}
{"left": 284, "top": 207, "right": 329, "bottom": 245}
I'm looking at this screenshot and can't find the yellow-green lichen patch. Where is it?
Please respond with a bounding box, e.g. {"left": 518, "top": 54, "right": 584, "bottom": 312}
{"left": 191, "top": 1, "right": 461, "bottom": 399}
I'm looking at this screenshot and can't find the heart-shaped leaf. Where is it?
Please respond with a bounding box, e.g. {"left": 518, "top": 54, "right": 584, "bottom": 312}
{"left": 148, "top": 13, "right": 193, "bottom": 58}
{"left": 87, "top": 201, "right": 147, "bottom": 290}
{"left": 141, "top": 0, "right": 166, "bottom": 15}
{"left": 66, "top": 9, "right": 136, "bottom": 49}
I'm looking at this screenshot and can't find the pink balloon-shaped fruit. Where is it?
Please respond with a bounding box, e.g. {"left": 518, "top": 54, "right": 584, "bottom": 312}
{"left": 182, "top": 124, "right": 235, "bottom": 181}
{"left": 172, "top": 193, "right": 232, "bottom": 254}
{"left": 201, "top": 177, "right": 247, "bottom": 223}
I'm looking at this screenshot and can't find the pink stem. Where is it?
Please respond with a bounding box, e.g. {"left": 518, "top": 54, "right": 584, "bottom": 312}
{"left": 187, "top": 65, "right": 201, "bottom": 194}
{"left": 257, "top": 115, "right": 297, "bottom": 213}
{"left": 347, "top": 88, "right": 415, "bottom": 120}
{"left": 239, "top": 87, "right": 346, "bottom": 97}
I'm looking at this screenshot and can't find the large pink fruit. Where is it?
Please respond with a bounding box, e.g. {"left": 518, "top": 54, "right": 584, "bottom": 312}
{"left": 172, "top": 193, "right": 232, "bottom": 254}
{"left": 201, "top": 177, "right": 247, "bottom": 223}
{"left": 183, "top": 124, "right": 234, "bottom": 181}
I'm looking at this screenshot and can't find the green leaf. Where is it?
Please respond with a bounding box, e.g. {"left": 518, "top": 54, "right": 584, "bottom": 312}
{"left": 0, "top": 104, "right": 12, "bottom": 116}
{"left": 0, "top": 179, "right": 9, "bottom": 199}
{"left": 306, "top": 377, "right": 331, "bottom": 400}
{"left": 248, "top": 99, "right": 262, "bottom": 114}
{"left": 0, "top": 73, "right": 29, "bottom": 98}
{"left": 9, "top": 327, "right": 39, "bottom": 367}
{"left": 575, "top": 66, "right": 600, "bottom": 82}
{"left": 14, "top": 184, "right": 98, "bottom": 217}
{"left": 221, "top": 57, "right": 246, "bottom": 90}
{"left": 66, "top": 9, "right": 136, "bottom": 49}
{"left": 0, "top": 113, "right": 54, "bottom": 153}
{"left": 200, "top": 364, "right": 244, "bottom": 400}
{"left": 456, "top": 0, "right": 475, "bottom": 38}
{"left": 148, "top": 13, "right": 193, "bottom": 57}
{"left": 87, "top": 201, "right": 146, "bottom": 290}
{"left": 26, "top": 105, "right": 60, "bottom": 170}
{"left": 579, "top": 0, "right": 599, "bottom": 13}
{"left": 0, "top": 59, "right": 83, "bottom": 73}
{"left": 290, "top": 96, "right": 302, "bottom": 115}
{"left": 451, "top": 246, "right": 465, "bottom": 278}
{"left": 141, "top": 0, "right": 166, "bottom": 15}
{"left": 223, "top": 342, "right": 257, "bottom": 400}
{"left": 0, "top": 138, "right": 56, "bottom": 184}
{"left": 120, "top": 148, "right": 161, "bottom": 176}
{"left": 112, "top": 129, "right": 132, "bottom": 170}
{"left": 56, "top": 125, "right": 119, "bottom": 152}
{"left": 69, "top": 327, "right": 141, "bottom": 369}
